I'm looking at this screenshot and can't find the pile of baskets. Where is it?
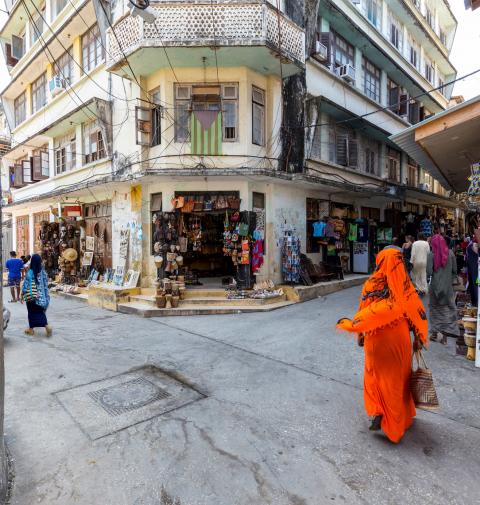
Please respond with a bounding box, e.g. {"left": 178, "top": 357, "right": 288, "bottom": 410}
{"left": 458, "top": 305, "right": 477, "bottom": 361}
{"left": 155, "top": 277, "right": 186, "bottom": 309}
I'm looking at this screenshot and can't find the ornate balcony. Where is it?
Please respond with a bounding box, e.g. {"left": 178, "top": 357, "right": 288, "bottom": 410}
{"left": 106, "top": 0, "right": 305, "bottom": 77}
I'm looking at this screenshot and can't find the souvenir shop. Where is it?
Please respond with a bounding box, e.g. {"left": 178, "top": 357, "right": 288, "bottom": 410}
{"left": 37, "top": 201, "right": 113, "bottom": 286}
{"left": 306, "top": 199, "right": 381, "bottom": 275}
{"left": 151, "top": 191, "right": 265, "bottom": 288}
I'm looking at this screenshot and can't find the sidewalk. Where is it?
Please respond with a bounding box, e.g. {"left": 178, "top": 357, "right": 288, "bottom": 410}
{"left": 3, "top": 287, "right": 480, "bottom": 504}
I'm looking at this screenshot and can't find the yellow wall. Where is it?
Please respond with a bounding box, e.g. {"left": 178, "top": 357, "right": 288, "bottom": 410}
{"left": 143, "top": 66, "right": 282, "bottom": 170}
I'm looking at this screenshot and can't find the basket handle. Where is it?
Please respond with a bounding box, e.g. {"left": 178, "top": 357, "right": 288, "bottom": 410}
{"left": 413, "top": 350, "right": 429, "bottom": 370}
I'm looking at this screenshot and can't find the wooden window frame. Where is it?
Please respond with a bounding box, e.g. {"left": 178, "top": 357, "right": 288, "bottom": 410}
{"left": 174, "top": 83, "right": 238, "bottom": 143}
{"left": 252, "top": 86, "right": 265, "bottom": 146}
{"left": 81, "top": 24, "right": 104, "bottom": 73}
{"left": 14, "top": 91, "right": 26, "bottom": 126}
{"left": 362, "top": 57, "right": 381, "bottom": 102}
{"left": 32, "top": 72, "right": 47, "bottom": 113}
{"left": 83, "top": 121, "right": 105, "bottom": 164}
{"left": 332, "top": 31, "right": 354, "bottom": 69}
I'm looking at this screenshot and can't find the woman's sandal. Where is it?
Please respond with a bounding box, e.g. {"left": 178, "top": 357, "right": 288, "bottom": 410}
{"left": 429, "top": 333, "right": 437, "bottom": 342}
{"left": 24, "top": 329, "right": 34, "bottom": 336}
{"left": 369, "top": 415, "right": 383, "bottom": 431}
{"left": 45, "top": 326, "right": 53, "bottom": 338}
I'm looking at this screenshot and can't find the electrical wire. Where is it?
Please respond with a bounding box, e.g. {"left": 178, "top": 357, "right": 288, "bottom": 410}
{"left": 298, "top": 67, "right": 480, "bottom": 130}
{"left": 20, "top": 0, "right": 102, "bottom": 126}
{"left": 25, "top": 0, "right": 169, "bottom": 112}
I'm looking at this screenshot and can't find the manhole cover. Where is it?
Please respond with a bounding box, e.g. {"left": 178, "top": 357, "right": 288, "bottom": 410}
{"left": 88, "top": 378, "right": 170, "bottom": 416}
{"left": 54, "top": 366, "right": 206, "bottom": 440}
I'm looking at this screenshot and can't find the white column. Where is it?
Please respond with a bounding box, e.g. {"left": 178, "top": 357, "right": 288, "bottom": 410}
{"left": 12, "top": 215, "right": 17, "bottom": 255}
{"left": 75, "top": 124, "right": 83, "bottom": 169}
{"left": 28, "top": 211, "right": 34, "bottom": 254}
{"left": 320, "top": 18, "right": 329, "bottom": 32}
{"left": 381, "top": 0, "right": 388, "bottom": 35}
{"left": 48, "top": 138, "right": 55, "bottom": 178}
{"left": 400, "top": 152, "right": 408, "bottom": 185}
{"left": 380, "top": 69, "right": 388, "bottom": 106}
{"left": 380, "top": 143, "right": 387, "bottom": 179}
{"left": 46, "top": 0, "right": 53, "bottom": 23}
{"left": 320, "top": 111, "right": 330, "bottom": 161}
{"left": 354, "top": 47, "right": 363, "bottom": 92}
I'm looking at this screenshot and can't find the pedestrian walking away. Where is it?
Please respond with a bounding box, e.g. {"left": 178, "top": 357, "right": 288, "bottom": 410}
{"left": 6, "top": 251, "right": 24, "bottom": 303}
{"left": 402, "top": 235, "right": 414, "bottom": 274}
{"left": 337, "top": 247, "right": 428, "bottom": 443}
{"left": 410, "top": 232, "right": 430, "bottom": 295}
{"left": 21, "top": 254, "right": 52, "bottom": 337}
{"left": 466, "top": 236, "right": 478, "bottom": 307}
{"left": 427, "top": 235, "right": 459, "bottom": 344}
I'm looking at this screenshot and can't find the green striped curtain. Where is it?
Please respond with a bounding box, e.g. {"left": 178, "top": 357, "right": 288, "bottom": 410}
{"left": 191, "top": 110, "right": 222, "bottom": 156}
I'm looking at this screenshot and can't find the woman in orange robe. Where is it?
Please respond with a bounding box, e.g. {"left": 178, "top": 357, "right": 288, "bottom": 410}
{"left": 337, "top": 247, "right": 428, "bottom": 443}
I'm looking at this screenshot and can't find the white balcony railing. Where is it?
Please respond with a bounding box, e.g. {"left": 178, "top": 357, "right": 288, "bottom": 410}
{"left": 107, "top": 1, "right": 305, "bottom": 68}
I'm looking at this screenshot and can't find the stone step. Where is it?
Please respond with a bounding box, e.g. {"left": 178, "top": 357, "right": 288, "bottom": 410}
{"left": 140, "top": 288, "right": 228, "bottom": 299}
{"left": 117, "top": 300, "right": 295, "bottom": 317}
{"left": 130, "top": 293, "right": 286, "bottom": 308}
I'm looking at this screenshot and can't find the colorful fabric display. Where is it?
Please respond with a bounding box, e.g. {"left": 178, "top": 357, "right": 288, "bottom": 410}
{"left": 348, "top": 223, "right": 358, "bottom": 242}
{"left": 252, "top": 240, "right": 264, "bottom": 273}
{"left": 313, "top": 221, "right": 326, "bottom": 238}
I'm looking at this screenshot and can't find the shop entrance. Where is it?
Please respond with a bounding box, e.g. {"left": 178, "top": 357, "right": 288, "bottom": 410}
{"left": 174, "top": 191, "right": 239, "bottom": 280}
{"left": 84, "top": 201, "right": 113, "bottom": 270}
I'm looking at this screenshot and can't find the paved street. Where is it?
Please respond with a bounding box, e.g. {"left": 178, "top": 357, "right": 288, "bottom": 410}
{"left": 4, "top": 286, "right": 480, "bottom": 505}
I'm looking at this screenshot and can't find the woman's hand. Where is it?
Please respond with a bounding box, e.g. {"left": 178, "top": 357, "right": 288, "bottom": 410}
{"left": 413, "top": 337, "right": 423, "bottom": 352}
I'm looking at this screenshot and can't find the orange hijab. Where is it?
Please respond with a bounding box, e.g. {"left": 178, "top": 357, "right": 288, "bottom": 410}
{"left": 337, "top": 247, "right": 428, "bottom": 343}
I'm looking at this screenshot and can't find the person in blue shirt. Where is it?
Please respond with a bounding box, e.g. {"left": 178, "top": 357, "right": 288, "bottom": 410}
{"left": 6, "top": 251, "right": 25, "bottom": 302}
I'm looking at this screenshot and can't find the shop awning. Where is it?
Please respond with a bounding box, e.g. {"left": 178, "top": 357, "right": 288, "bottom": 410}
{"left": 390, "top": 95, "right": 480, "bottom": 193}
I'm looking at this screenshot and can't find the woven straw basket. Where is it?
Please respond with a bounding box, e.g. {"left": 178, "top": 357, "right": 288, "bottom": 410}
{"left": 410, "top": 350, "right": 439, "bottom": 411}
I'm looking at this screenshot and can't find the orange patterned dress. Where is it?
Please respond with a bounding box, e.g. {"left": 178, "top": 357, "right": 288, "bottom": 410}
{"left": 337, "top": 248, "right": 428, "bottom": 443}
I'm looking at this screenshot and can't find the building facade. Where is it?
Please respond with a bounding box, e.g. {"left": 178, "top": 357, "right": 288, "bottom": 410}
{"left": 0, "top": 0, "right": 461, "bottom": 288}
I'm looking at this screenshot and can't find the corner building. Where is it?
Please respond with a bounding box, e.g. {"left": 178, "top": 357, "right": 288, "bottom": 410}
{"left": 0, "top": 0, "right": 461, "bottom": 288}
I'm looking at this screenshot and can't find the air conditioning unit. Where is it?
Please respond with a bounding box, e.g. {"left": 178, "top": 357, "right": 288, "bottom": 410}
{"left": 419, "top": 183, "right": 430, "bottom": 191}
{"left": 337, "top": 64, "right": 355, "bottom": 84}
{"left": 49, "top": 75, "right": 65, "bottom": 97}
{"left": 313, "top": 40, "right": 328, "bottom": 62}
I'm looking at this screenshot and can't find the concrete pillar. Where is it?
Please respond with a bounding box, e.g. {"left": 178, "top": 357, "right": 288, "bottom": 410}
{"left": 320, "top": 18, "right": 329, "bottom": 33}
{"left": 28, "top": 211, "right": 34, "bottom": 255}
{"left": 402, "top": 25, "right": 409, "bottom": 60}
{"left": 12, "top": 215, "right": 16, "bottom": 255}
{"left": 381, "top": 0, "right": 388, "bottom": 33}
{"left": 354, "top": 47, "right": 363, "bottom": 92}
{"left": 380, "top": 70, "right": 388, "bottom": 106}
{"left": 400, "top": 152, "right": 408, "bottom": 185}
{"left": 72, "top": 36, "right": 82, "bottom": 82}
{"left": 320, "top": 111, "right": 330, "bottom": 162}
{"left": 75, "top": 124, "right": 83, "bottom": 169}
{"left": 25, "top": 84, "right": 32, "bottom": 118}
{"left": 48, "top": 138, "right": 55, "bottom": 178}
{"left": 379, "top": 143, "right": 387, "bottom": 179}
{"left": 45, "top": 0, "right": 52, "bottom": 23}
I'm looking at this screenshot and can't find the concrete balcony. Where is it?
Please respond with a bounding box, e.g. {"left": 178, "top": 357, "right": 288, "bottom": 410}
{"left": 106, "top": 0, "right": 305, "bottom": 78}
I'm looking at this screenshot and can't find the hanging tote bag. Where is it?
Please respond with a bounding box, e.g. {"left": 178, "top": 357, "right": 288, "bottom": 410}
{"left": 410, "top": 350, "right": 439, "bottom": 411}
{"left": 23, "top": 278, "right": 38, "bottom": 303}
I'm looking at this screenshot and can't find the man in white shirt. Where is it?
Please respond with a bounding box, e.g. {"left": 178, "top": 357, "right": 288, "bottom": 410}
{"left": 410, "top": 233, "right": 430, "bottom": 295}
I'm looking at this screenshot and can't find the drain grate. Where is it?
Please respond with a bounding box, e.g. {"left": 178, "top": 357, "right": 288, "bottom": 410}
{"left": 88, "top": 377, "right": 170, "bottom": 416}
{"left": 54, "top": 366, "right": 206, "bottom": 439}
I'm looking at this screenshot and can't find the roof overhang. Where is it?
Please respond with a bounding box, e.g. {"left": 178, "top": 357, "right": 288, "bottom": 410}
{"left": 390, "top": 95, "right": 480, "bottom": 193}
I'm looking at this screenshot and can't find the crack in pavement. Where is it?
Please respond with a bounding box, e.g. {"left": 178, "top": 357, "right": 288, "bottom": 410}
{"left": 146, "top": 318, "right": 480, "bottom": 433}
